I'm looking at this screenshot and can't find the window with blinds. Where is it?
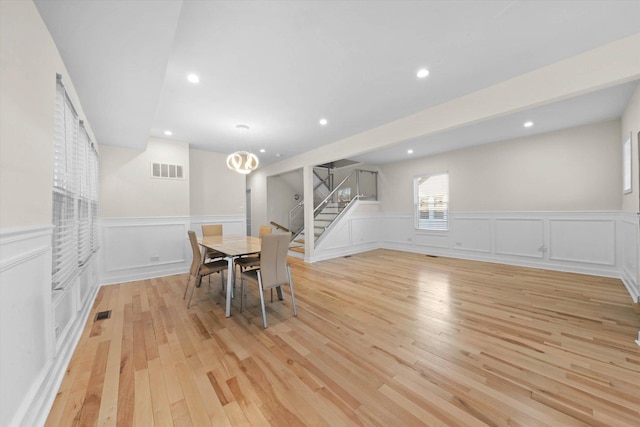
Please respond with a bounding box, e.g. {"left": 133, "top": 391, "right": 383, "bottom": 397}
{"left": 52, "top": 75, "right": 99, "bottom": 290}
{"left": 414, "top": 173, "right": 449, "bottom": 231}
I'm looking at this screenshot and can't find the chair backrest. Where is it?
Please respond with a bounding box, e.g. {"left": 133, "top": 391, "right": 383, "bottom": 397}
{"left": 258, "top": 225, "right": 273, "bottom": 238}
{"left": 259, "top": 233, "right": 291, "bottom": 290}
{"left": 188, "top": 230, "right": 202, "bottom": 276}
{"left": 202, "top": 224, "right": 223, "bottom": 237}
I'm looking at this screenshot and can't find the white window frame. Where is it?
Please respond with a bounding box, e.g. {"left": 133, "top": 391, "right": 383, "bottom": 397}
{"left": 414, "top": 172, "right": 449, "bottom": 231}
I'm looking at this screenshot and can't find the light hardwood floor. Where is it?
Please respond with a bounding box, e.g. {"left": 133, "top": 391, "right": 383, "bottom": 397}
{"left": 46, "top": 249, "right": 640, "bottom": 426}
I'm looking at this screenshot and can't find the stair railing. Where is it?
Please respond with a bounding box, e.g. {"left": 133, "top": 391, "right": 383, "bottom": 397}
{"left": 313, "top": 168, "right": 333, "bottom": 193}
{"left": 270, "top": 221, "right": 290, "bottom": 233}
{"left": 313, "top": 169, "right": 378, "bottom": 216}
{"left": 288, "top": 200, "right": 304, "bottom": 237}
{"left": 289, "top": 168, "right": 378, "bottom": 243}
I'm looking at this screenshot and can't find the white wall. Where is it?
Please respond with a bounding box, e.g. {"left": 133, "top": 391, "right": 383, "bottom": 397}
{"left": 98, "top": 144, "right": 247, "bottom": 284}
{"left": 0, "top": 2, "right": 99, "bottom": 426}
{"left": 190, "top": 148, "right": 246, "bottom": 216}
{"left": 99, "top": 138, "right": 190, "bottom": 218}
{"left": 0, "top": 1, "right": 94, "bottom": 228}
{"left": 379, "top": 120, "right": 622, "bottom": 212}
{"left": 267, "top": 168, "right": 303, "bottom": 232}
{"left": 312, "top": 121, "right": 630, "bottom": 282}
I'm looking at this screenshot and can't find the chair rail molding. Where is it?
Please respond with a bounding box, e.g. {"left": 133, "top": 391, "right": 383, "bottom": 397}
{"left": 189, "top": 214, "right": 246, "bottom": 237}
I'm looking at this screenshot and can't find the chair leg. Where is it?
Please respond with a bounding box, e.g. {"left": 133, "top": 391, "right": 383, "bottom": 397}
{"left": 288, "top": 265, "right": 298, "bottom": 317}
{"left": 183, "top": 275, "right": 192, "bottom": 300}
{"left": 240, "top": 278, "right": 245, "bottom": 313}
{"left": 257, "top": 273, "right": 268, "bottom": 328}
{"left": 187, "top": 276, "right": 199, "bottom": 308}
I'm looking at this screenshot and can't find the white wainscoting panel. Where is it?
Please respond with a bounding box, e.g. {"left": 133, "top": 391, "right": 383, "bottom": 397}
{"left": 495, "top": 218, "right": 544, "bottom": 258}
{"left": 380, "top": 214, "right": 413, "bottom": 245}
{"left": 451, "top": 217, "right": 492, "bottom": 253}
{"left": 0, "top": 226, "right": 53, "bottom": 427}
{"left": 374, "top": 211, "right": 634, "bottom": 290}
{"left": 620, "top": 213, "right": 639, "bottom": 302}
{"left": 99, "top": 217, "right": 191, "bottom": 285}
{"left": 312, "top": 202, "right": 381, "bottom": 261}
{"left": 351, "top": 217, "right": 380, "bottom": 245}
{"left": 319, "top": 219, "right": 351, "bottom": 250}
{"left": 99, "top": 215, "right": 246, "bottom": 285}
{"left": 413, "top": 232, "right": 450, "bottom": 249}
{"left": 104, "top": 223, "right": 187, "bottom": 271}
{"left": 549, "top": 219, "right": 616, "bottom": 266}
{"left": 0, "top": 225, "right": 100, "bottom": 427}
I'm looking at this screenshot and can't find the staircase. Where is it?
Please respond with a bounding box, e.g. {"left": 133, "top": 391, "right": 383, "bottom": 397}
{"left": 285, "top": 168, "right": 379, "bottom": 258}
{"left": 314, "top": 202, "right": 341, "bottom": 235}
{"left": 288, "top": 202, "right": 342, "bottom": 257}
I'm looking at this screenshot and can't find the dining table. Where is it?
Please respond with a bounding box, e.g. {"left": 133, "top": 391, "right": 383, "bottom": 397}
{"left": 199, "top": 235, "right": 282, "bottom": 317}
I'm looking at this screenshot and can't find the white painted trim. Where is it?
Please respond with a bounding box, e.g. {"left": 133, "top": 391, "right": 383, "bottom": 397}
{"left": 0, "top": 245, "right": 50, "bottom": 272}
{"left": 0, "top": 224, "right": 53, "bottom": 244}
{"left": 98, "top": 215, "right": 245, "bottom": 285}
{"left": 26, "top": 282, "right": 99, "bottom": 427}
{"left": 100, "top": 266, "right": 188, "bottom": 287}
{"left": 308, "top": 242, "right": 379, "bottom": 263}
{"left": 317, "top": 209, "right": 636, "bottom": 297}
{"left": 99, "top": 215, "right": 190, "bottom": 223}
{"left": 1, "top": 225, "right": 99, "bottom": 427}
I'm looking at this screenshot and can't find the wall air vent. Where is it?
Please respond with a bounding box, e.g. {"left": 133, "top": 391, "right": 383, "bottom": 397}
{"left": 151, "top": 162, "right": 184, "bottom": 179}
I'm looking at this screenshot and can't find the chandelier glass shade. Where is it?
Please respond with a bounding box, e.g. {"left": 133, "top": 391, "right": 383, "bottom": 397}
{"left": 226, "top": 150, "right": 259, "bottom": 174}
{"left": 227, "top": 124, "right": 259, "bottom": 174}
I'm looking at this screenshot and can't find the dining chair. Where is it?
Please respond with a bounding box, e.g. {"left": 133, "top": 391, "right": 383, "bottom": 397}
{"left": 234, "top": 225, "right": 273, "bottom": 275}
{"left": 201, "top": 224, "right": 225, "bottom": 261}
{"left": 185, "top": 230, "right": 228, "bottom": 308}
{"left": 240, "top": 232, "right": 297, "bottom": 328}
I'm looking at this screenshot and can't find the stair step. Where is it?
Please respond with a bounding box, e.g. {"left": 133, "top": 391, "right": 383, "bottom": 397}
{"left": 316, "top": 214, "right": 337, "bottom": 220}
{"left": 290, "top": 246, "right": 305, "bottom": 254}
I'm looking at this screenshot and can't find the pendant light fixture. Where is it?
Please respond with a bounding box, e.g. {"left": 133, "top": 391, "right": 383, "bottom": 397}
{"left": 227, "top": 124, "right": 259, "bottom": 174}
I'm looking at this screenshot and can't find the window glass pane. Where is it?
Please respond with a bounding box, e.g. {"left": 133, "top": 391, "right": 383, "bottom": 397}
{"left": 415, "top": 173, "right": 449, "bottom": 230}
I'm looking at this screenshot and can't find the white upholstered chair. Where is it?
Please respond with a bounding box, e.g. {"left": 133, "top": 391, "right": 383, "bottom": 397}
{"left": 185, "top": 230, "right": 228, "bottom": 308}
{"left": 240, "top": 232, "right": 297, "bottom": 328}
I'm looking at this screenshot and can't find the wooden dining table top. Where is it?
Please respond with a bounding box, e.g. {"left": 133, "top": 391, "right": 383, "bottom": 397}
{"left": 199, "top": 235, "right": 262, "bottom": 257}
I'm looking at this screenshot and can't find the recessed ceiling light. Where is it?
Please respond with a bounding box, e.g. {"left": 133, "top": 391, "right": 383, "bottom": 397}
{"left": 164, "top": 130, "right": 173, "bottom": 136}
{"left": 524, "top": 121, "right": 534, "bottom": 128}
{"left": 275, "top": 153, "right": 282, "bottom": 158}
{"left": 416, "top": 68, "right": 430, "bottom": 79}
{"left": 259, "top": 149, "right": 266, "bottom": 153}
{"left": 319, "top": 118, "right": 328, "bottom": 126}
{"left": 407, "top": 149, "right": 414, "bottom": 154}
{"left": 187, "top": 73, "right": 200, "bottom": 83}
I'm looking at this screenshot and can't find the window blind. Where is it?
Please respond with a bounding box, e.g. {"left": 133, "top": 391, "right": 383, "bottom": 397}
{"left": 52, "top": 76, "right": 99, "bottom": 289}
{"left": 415, "top": 173, "right": 449, "bottom": 231}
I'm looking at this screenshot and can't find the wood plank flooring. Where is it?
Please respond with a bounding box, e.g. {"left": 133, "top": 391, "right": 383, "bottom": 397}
{"left": 46, "top": 249, "right": 640, "bottom": 426}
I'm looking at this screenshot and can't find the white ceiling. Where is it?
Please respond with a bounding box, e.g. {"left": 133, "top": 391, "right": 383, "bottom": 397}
{"left": 34, "top": 0, "right": 640, "bottom": 167}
